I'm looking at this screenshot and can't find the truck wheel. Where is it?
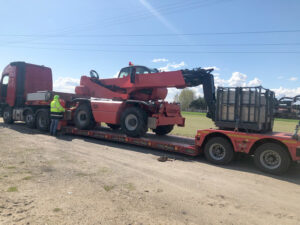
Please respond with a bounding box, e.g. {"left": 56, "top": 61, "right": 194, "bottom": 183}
{"left": 36, "top": 109, "right": 50, "bottom": 131}
{"left": 153, "top": 125, "right": 174, "bottom": 135}
{"left": 25, "top": 110, "right": 36, "bottom": 128}
{"left": 121, "top": 107, "right": 147, "bottom": 137}
{"left": 74, "top": 104, "right": 96, "bottom": 130}
{"left": 204, "top": 137, "right": 234, "bottom": 165}
{"left": 254, "top": 143, "right": 291, "bottom": 175}
{"left": 3, "top": 107, "right": 14, "bottom": 124}
{"left": 107, "top": 123, "right": 120, "bottom": 130}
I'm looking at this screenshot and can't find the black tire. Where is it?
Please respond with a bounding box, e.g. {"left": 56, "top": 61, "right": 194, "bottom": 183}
{"left": 107, "top": 123, "right": 120, "bottom": 130}
{"left": 120, "top": 107, "right": 148, "bottom": 137}
{"left": 153, "top": 125, "right": 174, "bottom": 135}
{"left": 24, "top": 110, "right": 36, "bottom": 128}
{"left": 3, "top": 107, "right": 14, "bottom": 124}
{"left": 74, "top": 104, "right": 96, "bottom": 130}
{"left": 36, "top": 109, "right": 50, "bottom": 131}
{"left": 204, "top": 137, "right": 235, "bottom": 165}
{"left": 254, "top": 143, "right": 291, "bottom": 175}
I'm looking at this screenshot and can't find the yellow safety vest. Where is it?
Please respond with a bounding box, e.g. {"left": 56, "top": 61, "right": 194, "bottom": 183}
{"left": 50, "top": 100, "right": 65, "bottom": 113}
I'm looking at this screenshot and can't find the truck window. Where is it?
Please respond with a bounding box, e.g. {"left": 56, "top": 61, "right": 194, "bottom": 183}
{"left": 135, "top": 66, "right": 150, "bottom": 74}
{"left": 2, "top": 75, "right": 9, "bottom": 85}
{"left": 119, "top": 67, "right": 131, "bottom": 78}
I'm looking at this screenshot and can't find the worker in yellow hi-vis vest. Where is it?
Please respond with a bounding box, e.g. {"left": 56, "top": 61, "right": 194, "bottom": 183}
{"left": 50, "top": 95, "right": 65, "bottom": 136}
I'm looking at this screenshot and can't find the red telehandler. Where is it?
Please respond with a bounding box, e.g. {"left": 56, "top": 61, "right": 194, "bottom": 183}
{"left": 73, "top": 64, "right": 216, "bottom": 137}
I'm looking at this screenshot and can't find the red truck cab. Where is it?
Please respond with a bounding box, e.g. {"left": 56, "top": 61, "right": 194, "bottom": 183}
{"left": 0, "top": 62, "right": 53, "bottom": 126}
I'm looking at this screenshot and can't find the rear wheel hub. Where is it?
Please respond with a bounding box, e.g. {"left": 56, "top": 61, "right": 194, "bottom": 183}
{"left": 125, "top": 114, "right": 138, "bottom": 131}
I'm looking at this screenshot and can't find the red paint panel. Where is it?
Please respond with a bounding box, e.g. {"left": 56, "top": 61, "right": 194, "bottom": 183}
{"left": 155, "top": 114, "right": 185, "bottom": 126}
{"left": 99, "top": 71, "right": 186, "bottom": 89}
{"left": 77, "top": 76, "right": 129, "bottom": 100}
{"left": 91, "top": 101, "right": 124, "bottom": 124}
{"left": 24, "top": 64, "right": 52, "bottom": 94}
{"left": 134, "top": 71, "right": 186, "bottom": 88}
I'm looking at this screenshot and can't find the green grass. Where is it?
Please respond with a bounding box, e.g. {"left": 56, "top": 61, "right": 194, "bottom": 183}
{"left": 124, "top": 183, "right": 135, "bottom": 191}
{"left": 53, "top": 208, "right": 61, "bottom": 212}
{"left": 103, "top": 185, "right": 115, "bottom": 192}
{"left": 7, "top": 186, "right": 18, "bottom": 192}
{"left": 170, "top": 111, "right": 298, "bottom": 137}
{"left": 6, "top": 166, "right": 16, "bottom": 169}
{"left": 22, "top": 176, "right": 32, "bottom": 180}
{"left": 180, "top": 111, "right": 207, "bottom": 116}
{"left": 171, "top": 112, "right": 215, "bottom": 137}
{"left": 76, "top": 172, "right": 89, "bottom": 177}
{"left": 98, "top": 167, "right": 109, "bottom": 173}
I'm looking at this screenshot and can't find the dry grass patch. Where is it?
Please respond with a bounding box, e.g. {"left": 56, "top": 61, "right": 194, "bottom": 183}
{"left": 103, "top": 185, "right": 115, "bottom": 192}
{"left": 7, "top": 186, "right": 18, "bottom": 192}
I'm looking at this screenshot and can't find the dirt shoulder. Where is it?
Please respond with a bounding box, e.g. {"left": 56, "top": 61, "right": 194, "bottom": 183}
{"left": 0, "top": 120, "right": 300, "bottom": 225}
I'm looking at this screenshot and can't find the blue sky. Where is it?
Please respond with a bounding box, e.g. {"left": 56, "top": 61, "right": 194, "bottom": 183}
{"left": 0, "top": 0, "right": 300, "bottom": 99}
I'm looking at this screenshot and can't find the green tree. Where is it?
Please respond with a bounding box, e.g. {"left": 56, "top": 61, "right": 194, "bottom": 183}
{"left": 190, "top": 97, "right": 207, "bottom": 110}
{"left": 178, "top": 89, "right": 195, "bottom": 111}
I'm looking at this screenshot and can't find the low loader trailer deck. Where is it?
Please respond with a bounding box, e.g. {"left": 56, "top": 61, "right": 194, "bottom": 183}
{"left": 61, "top": 125, "right": 300, "bottom": 175}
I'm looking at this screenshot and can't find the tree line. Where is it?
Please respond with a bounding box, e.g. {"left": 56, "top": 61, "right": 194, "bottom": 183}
{"left": 174, "top": 89, "right": 207, "bottom": 111}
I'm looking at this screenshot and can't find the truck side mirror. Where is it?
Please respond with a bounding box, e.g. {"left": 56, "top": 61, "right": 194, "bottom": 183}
{"left": 130, "top": 67, "right": 136, "bottom": 83}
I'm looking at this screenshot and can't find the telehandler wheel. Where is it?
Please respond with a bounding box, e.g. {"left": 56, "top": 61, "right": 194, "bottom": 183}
{"left": 74, "top": 104, "right": 96, "bottom": 130}
{"left": 204, "top": 137, "right": 235, "bottom": 165}
{"left": 107, "top": 123, "right": 120, "bottom": 130}
{"left": 254, "top": 143, "right": 291, "bottom": 175}
{"left": 121, "top": 107, "right": 148, "bottom": 137}
{"left": 152, "top": 125, "right": 174, "bottom": 136}
{"left": 36, "top": 109, "right": 50, "bottom": 131}
{"left": 3, "top": 107, "right": 14, "bottom": 124}
{"left": 25, "top": 110, "right": 36, "bottom": 128}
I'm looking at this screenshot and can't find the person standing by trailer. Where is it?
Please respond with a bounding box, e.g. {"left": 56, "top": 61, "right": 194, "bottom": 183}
{"left": 50, "top": 95, "right": 65, "bottom": 136}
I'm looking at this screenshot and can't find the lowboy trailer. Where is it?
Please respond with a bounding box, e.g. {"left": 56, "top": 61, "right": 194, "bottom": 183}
{"left": 61, "top": 125, "right": 300, "bottom": 175}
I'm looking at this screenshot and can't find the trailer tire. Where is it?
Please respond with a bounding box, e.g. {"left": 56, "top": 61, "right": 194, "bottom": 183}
{"left": 25, "top": 110, "right": 36, "bottom": 128}
{"left": 36, "top": 109, "right": 50, "bottom": 131}
{"left": 3, "top": 107, "right": 14, "bottom": 124}
{"left": 254, "top": 143, "right": 291, "bottom": 175}
{"left": 74, "top": 104, "right": 96, "bottom": 130}
{"left": 153, "top": 125, "right": 174, "bottom": 135}
{"left": 204, "top": 137, "right": 234, "bottom": 165}
{"left": 107, "top": 123, "right": 120, "bottom": 130}
{"left": 121, "top": 107, "right": 147, "bottom": 137}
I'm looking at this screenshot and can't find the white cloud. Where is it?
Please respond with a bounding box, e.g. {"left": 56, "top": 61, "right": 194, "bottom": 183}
{"left": 203, "top": 66, "right": 220, "bottom": 71}
{"left": 166, "top": 88, "right": 180, "bottom": 102}
{"left": 289, "top": 77, "right": 298, "bottom": 81}
{"left": 53, "top": 77, "right": 80, "bottom": 93}
{"left": 152, "top": 58, "right": 168, "bottom": 63}
{"left": 113, "top": 71, "right": 119, "bottom": 78}
{"left": 165, "top": 71, "right": 264, "bottom": 101}
{"left": 248, "top": 77, "right": 262, "bottom": 86}
{"left": 159, "top": 61, "right": 185, "bottom": 71}
{"left": 271, "top": 87, "right": 300, "bottom": 98}
{"left": 228, "top": 72, "right": 247, "bottom": 86}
